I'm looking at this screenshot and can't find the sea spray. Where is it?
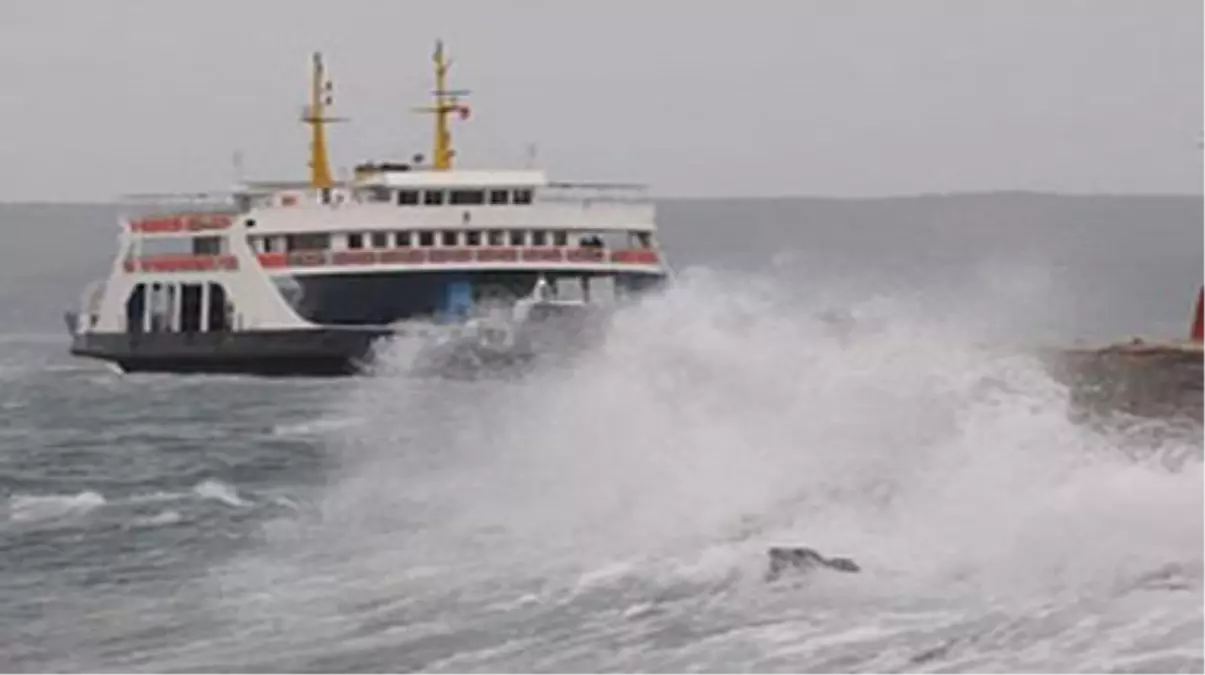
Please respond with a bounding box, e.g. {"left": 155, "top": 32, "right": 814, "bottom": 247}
{"left": 189, "top": 264, "right": 1201, "bottom": 671}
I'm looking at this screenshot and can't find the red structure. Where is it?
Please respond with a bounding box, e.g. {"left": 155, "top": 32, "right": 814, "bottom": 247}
{"left": 1192, "top": 286, "right": 1203, "bottom": 342}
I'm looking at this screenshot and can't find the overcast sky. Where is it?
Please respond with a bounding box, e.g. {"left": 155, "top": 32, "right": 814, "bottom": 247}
{"left": 0, "top": 0, "right": 1200, "bottom": 201}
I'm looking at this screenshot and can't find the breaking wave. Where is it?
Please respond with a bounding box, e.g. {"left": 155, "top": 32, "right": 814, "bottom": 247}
{"left": 340, "top": 269, "right": 1199, "bottom": 564}
{"left": 5, "top": 490, "right": 107, "bottom": 524}
{"left": 2, "top": 479, "right": 255, "bottom": 529}
{"left": 198, "top": 266, "right": 1202, "bottom": 671}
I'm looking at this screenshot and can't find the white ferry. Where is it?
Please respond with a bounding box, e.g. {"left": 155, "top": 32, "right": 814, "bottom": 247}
{"left": 66, "top": 43, "right": 671, "bottom": 375}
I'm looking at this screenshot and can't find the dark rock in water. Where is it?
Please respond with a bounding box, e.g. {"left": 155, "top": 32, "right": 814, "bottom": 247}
{"left": 765, "top": 546, "right": 861, "bottom": 581}
{"left": 1045, "top": 342, "right": 1203, "bottom": 424}
{"left": 1122, "top": 562, "right": 1199, "bottom": 593}
{"left": 909, "top": 640, "right": 957, "bottom": 665}
{"left": 1047, "top": 288, "right": 1205, "bottom": 424}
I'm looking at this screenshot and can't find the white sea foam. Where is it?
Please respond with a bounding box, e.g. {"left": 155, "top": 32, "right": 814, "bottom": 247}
{"left": 193, "top": 479, "right": 248, "bottom": 508}
{"left": 6, "top": 490, "right": 106, "bottom": 523}
{"left": 131, "top": 509, "right": 183, "bottom": 528}
{"left": 192, "top": 266, "right": 1202, "bottom": 672}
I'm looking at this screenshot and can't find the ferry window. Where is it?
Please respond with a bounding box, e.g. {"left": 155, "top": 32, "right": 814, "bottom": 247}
{"left": 348, "top": 233, "right": 364, "bottom": 250}
{"left": 139, "top": 236, "right": 192, "bottom": 257}
{"left": 148, "top": 283, "right": 161, "bottom": 331}
{"left": 531, "top": 230, "right": 548, "bottom": 247}
{"left": 259, "top": 237, "right": 274, "bottom": 253}
{"left": 164, "top": 285, "right": 177, "bottom": 332}
{"left": 150, "top": 283, "right": 174, "bottom": 332}
{"left": 423, "top": 190, "right": 445, "bottom": 206}
{"left": 395, "top": 231, "right": 411, "bottom": 247}
{"left": 192, "top": 236, "right": 222, "bottom": 255}
{"left": 321, "top": 188, "right": 332, "bottom": 205}
{"left": 441, "top": 231, "right": 459, "bottom": 247}
{"left": 513, "top": 189, "right": 533, "bottom": 205}
{"left": 180, "top": 284, "right": 203, "bottom": 333}
{"left": 508, "top": 230, "right": 525, "bottom": 246}
{"left": 466, "top": 231, "right": 482, "bottom": 246}
{"left": 449, "top": 190, "right": 485, "bottom": 205}
{"left": 553, "top": 231, "right": 568, "bottom": 247}
{"left": 418, "top": 231, "right": 435, "bottom": 247}
{"left": 397, "top": 190, "right": 419, "bottom": 205}
{"left": 366, "top": 187, "right": 391, "bottom": 203}
{"left": 124, "top": 284, "right": 146, "bottom": 334}
{"left": 207, "top": 283, "right": 230, "bottom": 332}
{"left": 371, "top": 232, "right": 389, "bottom": 248}
{"left": 489, "top": 189, "right": 509, "bottom": 205}
{"left": 632, "top": 232, "right": 653, "bottom": 249}
{"left": 487, "top": 230, "right": 505, "bottom": 246}
{"left": 286, "top": 233, "right": 329, "bottom": 251}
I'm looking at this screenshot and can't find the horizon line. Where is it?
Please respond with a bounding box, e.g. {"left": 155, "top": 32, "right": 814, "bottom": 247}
{"left": 1, "top": 188, "right": 1202, "bottom": 207}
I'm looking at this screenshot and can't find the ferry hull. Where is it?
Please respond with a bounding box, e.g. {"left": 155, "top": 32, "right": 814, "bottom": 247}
{"left": 69, "top": 329, "right": 389, "bottom": 377}
{"left": 66, "top": 306, "right": 601, "bottom": 378}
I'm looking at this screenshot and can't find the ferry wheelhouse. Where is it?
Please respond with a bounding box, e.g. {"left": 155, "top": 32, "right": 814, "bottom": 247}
{"left": 66, "top": 44, "right": 671, "bottom": 375}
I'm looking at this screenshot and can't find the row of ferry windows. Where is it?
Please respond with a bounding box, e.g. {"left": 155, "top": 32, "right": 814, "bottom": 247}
{"left": 365, "top": 187, "right": 535, "bottom": 207}
{"left": 256, "top": 230, "right": 652, "bottom": 253}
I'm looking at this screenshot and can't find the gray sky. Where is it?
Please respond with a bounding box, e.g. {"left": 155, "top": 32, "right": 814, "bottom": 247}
{"left": 0, "top": 0, "right": 1200, "bottom": 201}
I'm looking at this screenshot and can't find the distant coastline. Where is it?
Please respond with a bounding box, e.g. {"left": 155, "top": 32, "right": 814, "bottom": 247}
{"left": 1, "top": 190, "right": 1202, "bottom": 209}
{"left": 657, "top": 190, "right": 1205, "bottom": 203}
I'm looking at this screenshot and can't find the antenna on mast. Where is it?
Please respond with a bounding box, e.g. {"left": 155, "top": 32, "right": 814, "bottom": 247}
{"left": 302, "top": 52, "right": 347, "bottom": 188}
{"left": 232, "top": 150, "right": 245, "bottom": 184}
{"left": 412, "top": 40, "right": 471, "bottom": 171}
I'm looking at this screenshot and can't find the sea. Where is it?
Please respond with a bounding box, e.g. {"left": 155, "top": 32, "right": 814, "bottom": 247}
{"left": 0, "top": 193, "right": 1202, "bottom": 673}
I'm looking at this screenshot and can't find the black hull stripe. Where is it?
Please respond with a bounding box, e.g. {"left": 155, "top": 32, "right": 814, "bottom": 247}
{"left": 70, "top": 329, "right": 386, "bottom": 377}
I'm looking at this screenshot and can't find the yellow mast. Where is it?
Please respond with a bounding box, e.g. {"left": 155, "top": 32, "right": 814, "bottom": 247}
{"left": 414, "top": 40, "right": 470, "bottom": 171}
{"left": 302, "top": 52, "right": 344, "bottom": 188}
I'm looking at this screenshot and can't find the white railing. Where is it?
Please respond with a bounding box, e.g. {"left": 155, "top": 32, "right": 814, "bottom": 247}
{"left": 537, "top": 182, "right": 650, "bottom": 205}
{"left": 119, "top": 191, "right": 242, "bottom": 210}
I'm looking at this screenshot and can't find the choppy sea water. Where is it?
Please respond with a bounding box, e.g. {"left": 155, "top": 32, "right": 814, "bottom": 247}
{"left": 0, "top": 195, "right": 1201, "bottom": 673}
